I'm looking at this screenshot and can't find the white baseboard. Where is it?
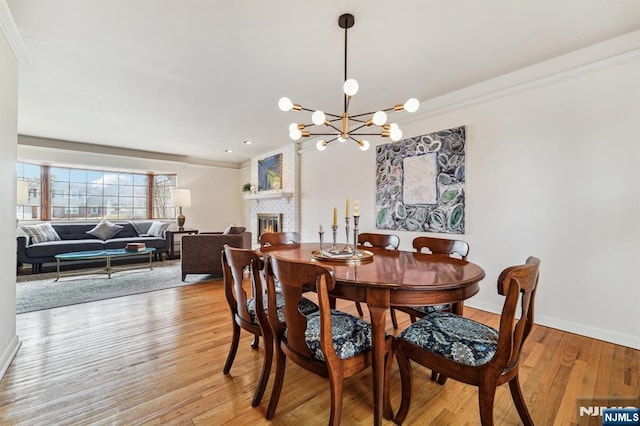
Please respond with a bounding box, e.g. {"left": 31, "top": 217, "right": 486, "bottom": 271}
{"left": 0, "top": 335, "right": 21, "bottom": 380}
{"left": 466, "top": 301, "right": 639, "bottom": 350}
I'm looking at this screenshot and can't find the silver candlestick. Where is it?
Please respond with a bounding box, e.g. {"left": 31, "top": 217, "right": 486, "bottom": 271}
{"left": 353, "top": 215, "right": 360, "bottom": 257}
{"left": 330, "top": 224, "right": 340, "bottom": 254}
{"left": 319, "top": 226, "right": 325, "bottom": 254}
{"left": 343, "top": 217, "right": 353, "bottom": 253}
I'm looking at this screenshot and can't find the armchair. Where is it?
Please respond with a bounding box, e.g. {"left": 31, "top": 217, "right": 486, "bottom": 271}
{"left": 181, "top": 231, "right": 252, "bottom": 280}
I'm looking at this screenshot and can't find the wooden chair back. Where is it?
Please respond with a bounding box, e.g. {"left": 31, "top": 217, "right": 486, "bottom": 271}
{"left": 222, "top": 245, "right": 264, "bottom": 326}
{"left": 260, "top": 231, "right": 301, "bottom": 248}
{"left": 496, "top": 256, "right": 540, "bottom": 371}
{"left": 358, "top": 232, "right": 400, "bottom": 250}
{"left": 263, "top": 254, "right": 334, "bottom": 360}
{"left": 412, "top": 236, "right": 469, "bottom": 259}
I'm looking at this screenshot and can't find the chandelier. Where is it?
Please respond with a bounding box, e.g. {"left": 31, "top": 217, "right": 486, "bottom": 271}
{"left": 278, "top": 13, "right": 420, "bottom": 152}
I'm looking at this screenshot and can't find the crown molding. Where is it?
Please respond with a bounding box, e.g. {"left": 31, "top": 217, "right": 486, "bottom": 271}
{"left": 18, "top": 135, "right": 241, "bottom": 169}
{"left": 0, "top": 0, "right": 30, "bottom": 64}
{"left": 406, "top": 30, "right": 640, "bottom": 122}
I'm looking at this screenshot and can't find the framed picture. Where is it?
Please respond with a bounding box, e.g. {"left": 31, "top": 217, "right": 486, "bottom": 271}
{"left": 375, "top": 126, "right": 466, "bottom": 234}
{"left": 258, "top": 153, "right": 282, "bottom": 191}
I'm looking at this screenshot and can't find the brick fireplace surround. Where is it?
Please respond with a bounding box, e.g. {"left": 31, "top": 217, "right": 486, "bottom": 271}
{"left": 246, "top": 144, "right": 299, "bottom": 247}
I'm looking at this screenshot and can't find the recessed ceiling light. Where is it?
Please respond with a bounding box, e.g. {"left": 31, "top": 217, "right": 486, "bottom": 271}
{"left": 225, "top": 149, "right": 233, "bottom": 153}
{"left": 244, "top": 140, "right": 253, "bottom": 144}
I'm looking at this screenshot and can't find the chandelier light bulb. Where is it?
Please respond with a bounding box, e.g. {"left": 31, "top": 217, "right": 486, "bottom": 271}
{"left": 404, "top": 98, "right": 420, "bottom": 113}
{"left": 359, "top": 140, "right": 370, "bottom": 151}
{"left": 289, "top": 122, "right": 299, "bottom": 132}
{"left": 390, "top": 127, "right": 403, "bottom": 142}
{"left": 279, "top": 97, "right": 294, "bottom": 111}
{"left": 312, "top": 110, "right": 326, "bottom": 126}
{"left": 343, "top": 79, "right": 359, "bottom": 96}
{"left": 316, "top": 140, "right": 328, "bottom": 151}
{"left": 338, "top": 136, "right": 347, "bottom": 143}
{"left": 289, "top": 128, "right": 302, "bottom": 140}
{"left": 372, "top": 111, "right": 387, "bottom": 126}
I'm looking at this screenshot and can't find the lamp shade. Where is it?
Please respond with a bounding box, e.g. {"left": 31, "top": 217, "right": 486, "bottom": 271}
{"left": 169, "top": 188, "right": 191, "bottom": 207}
{"left": 17, "top": 180, "right": 29, "bottom": 205}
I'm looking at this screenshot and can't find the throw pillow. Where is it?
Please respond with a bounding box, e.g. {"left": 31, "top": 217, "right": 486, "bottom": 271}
{"left": 21, "top": 222, "right": 61, "bottom": 244}
{"left": 223, "top": 225, "right": 247, "bottom": 235}
{"left": 86, "top": 219, "right": 123, "bottom": 240}
{"left": 147, "top": 221, "right": 170, "bottom": 237}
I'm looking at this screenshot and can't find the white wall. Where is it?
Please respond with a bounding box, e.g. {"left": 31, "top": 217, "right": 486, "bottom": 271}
{"left": 0, "top": 26, "right": 21, "bottom": 378}
{"left": 17, "top": 142, "right": 246, "bottom": 232}
{"left": 300, "top": 56, "right": 640, "bottom": 349}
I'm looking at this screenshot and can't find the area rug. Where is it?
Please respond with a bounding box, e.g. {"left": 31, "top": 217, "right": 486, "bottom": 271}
{"left": 16, "top": 260, "right": 221, "bottom": 314}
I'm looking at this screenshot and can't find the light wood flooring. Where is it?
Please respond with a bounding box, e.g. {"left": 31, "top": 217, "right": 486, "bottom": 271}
{"left": 1, "top": 278, "right": 637, "bottom": 425}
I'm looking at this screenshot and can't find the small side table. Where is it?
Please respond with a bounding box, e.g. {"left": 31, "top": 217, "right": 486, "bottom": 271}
{"left": 166, "top": 229, "right": 198, "bottom": 259}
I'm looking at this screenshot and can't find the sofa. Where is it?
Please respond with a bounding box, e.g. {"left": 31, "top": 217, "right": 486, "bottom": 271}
{"left": 17, "top": 221, "right": 171, "bottom": 273}
{"left": 181, "top": 229, "right": 252, "bottom": 281}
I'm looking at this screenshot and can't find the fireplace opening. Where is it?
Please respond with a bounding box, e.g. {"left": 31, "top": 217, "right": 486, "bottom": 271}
{"left": 257, "top": 213, "right": 282, "bottom": 243}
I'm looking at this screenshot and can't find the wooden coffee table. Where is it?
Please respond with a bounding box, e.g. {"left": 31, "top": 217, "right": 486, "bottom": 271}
{"left": 54, "top": 248, "right": 156, "bottom": 281}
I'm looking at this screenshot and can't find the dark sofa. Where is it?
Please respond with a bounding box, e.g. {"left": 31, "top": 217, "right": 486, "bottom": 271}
{"left": 17, "top": 221, "right": 171, "bottom": 273}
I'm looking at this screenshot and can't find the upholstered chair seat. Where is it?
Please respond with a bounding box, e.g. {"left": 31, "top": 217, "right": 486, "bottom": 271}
{"left": 397, "top": 312, "right": 499, "bottom": 367}
{"left": 304, "top": 310, "right": 373, "bottom": 361}
{"left": 246, "top": 293, "right": 318, "bottom": 325}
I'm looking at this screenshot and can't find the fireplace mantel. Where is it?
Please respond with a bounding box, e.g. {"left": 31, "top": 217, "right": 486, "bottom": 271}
{"left": 244, "top": 190, "right": 293, "bottom": 201}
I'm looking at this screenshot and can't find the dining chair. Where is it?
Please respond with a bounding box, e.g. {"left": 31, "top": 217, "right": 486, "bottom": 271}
{"left": 391, "top": 256, "right": 540, "bottom": 426}
{"left": 259, "top": 231, "right": 300, "bottom": 248}
{"left": 355, "top": 232, "right": 400, "bottom": 318}
{"left": 221, "top": 245, "right": 318, "bottom": 407}
{"left": 389, "top": 236, "right": 470, "bottom": 329}
{"left": 258, "top": 253, "right": 394, "bottom": 425}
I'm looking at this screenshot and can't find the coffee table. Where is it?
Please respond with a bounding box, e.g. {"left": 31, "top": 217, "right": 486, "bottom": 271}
{"left": 54, "top": 248, "right": 156, "bottom": 281}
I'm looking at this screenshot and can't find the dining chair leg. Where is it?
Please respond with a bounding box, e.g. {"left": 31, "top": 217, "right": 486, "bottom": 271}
{"left": 383, "top": 345, "right": 395, "bottom": 420}
{"left": 393, "top": 342, "right": 413, "bottom": 425}
{"left": 251, "top": 335, "right": 259, "bottom": 349}
{"left": 223, "top": 322, "right": 241, "bottom": 374}
{"left": 390, "top": 307, "right": 399, "bottom": 329}
{"left": 266, "top": 346, "right": 287, "bottom": 420}
{"left": 327, "top": 366, "right": 345, "bottom": 426}
{"left": 478, "top": 382, "right": 498, "bottom": 426}
{"left": 355, "top": 301, "right": 364, "bottom": 316}
{"left": 508, "top": 375, "right": 534, "bottom": 426}
{"left": 251, "top": 328, "right": 274, "bottom": 407}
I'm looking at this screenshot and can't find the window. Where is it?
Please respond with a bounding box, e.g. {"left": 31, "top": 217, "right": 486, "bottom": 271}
{"left": 17, "top": 162, "right": 177, "bottom": 221}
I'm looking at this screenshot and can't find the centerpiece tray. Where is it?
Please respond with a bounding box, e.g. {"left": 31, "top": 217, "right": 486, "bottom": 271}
{"left": 311, "top": 249, "right": 374, "bottom": 264}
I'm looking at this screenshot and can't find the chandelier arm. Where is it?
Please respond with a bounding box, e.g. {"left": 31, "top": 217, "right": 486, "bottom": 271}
{"left": 324, "top": 112, "right": 342, "bottom": 119}
{"left": 349, "top": 132, "right": 386, "bottom": 136}
{"left": 324, "top": 122, "right": 342, "bottom": 133}
{"left": 349, "top": 107, "right": 396, "bottom": 119}
{"left": 308, "top": 132, "right": 342, "bottom": 136}
{"left": 349, "top": 123, "right": 368, "bottom": 132}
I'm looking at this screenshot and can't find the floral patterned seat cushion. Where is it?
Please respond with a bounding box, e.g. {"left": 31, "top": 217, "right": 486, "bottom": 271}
{"left": 409, "top": 304, "right": 451, "bottom": 315}
{"left": 398, "top": 312, "right": 498, "bottom": 367}
{"left": 246, "top": 292, "right": 319, "bottom": 325}
{"left": 304, "top": 310, "right": 373, "bottom": 361}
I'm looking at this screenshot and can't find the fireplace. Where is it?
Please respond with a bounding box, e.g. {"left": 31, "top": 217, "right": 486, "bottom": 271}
{"left": 257, "top": 213, "right": 282, "bottom": 243}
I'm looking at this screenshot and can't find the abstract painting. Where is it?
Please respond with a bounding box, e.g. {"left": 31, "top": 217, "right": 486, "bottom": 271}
{"left": 258, "top": 153, "right": 282, "bottom": 191}
{"left": 375, "top": 126, "right": 466, "bottom": 234}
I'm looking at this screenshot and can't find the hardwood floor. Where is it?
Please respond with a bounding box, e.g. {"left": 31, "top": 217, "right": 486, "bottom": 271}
{"left": 1, "top": 279, "right": 637, "bottom": 425}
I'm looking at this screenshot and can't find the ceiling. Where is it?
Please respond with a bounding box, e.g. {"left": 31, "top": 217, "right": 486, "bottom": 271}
{"left": 7, "top": 0, "right": 640, "bottom": 165}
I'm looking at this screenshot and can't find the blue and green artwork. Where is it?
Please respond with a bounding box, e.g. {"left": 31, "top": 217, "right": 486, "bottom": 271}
{"left": 258, "top": 154, "right": 282, "bottom": 191}
{"left": 375, "top": 126, "right": 465, "bottom": 234}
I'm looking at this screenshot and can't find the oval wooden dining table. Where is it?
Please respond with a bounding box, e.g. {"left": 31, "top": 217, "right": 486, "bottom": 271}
{"left": 260, "top": 243, "right": 486, "bottom": 425}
